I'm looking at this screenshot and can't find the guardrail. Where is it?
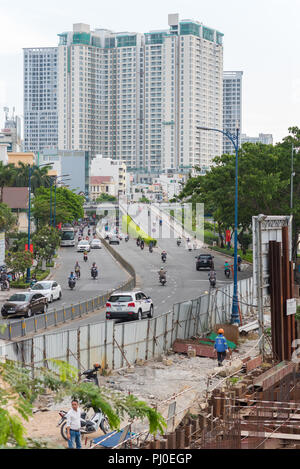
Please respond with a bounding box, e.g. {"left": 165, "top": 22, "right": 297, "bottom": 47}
{"left": 0, "top": 277, "right": 255, "bottom": 374}
{"left": 0, "top": 233, "right": 136, "bottom": 341}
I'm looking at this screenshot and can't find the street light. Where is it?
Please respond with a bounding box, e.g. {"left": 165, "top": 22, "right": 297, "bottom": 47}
{"left": 196, "top": 124, "right": 240, "bottom": 325}
{"left": 26, "top": 162, "right": 54, "bottom": 283}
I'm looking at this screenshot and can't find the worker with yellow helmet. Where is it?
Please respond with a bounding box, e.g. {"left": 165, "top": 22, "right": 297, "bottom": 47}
{"left": 214, "top": 329, "right": 229, "bottom": 367}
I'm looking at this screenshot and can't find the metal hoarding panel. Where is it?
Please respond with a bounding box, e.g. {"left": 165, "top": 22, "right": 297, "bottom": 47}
{"left": 32, "top": 335, "right": 45, "bottom": 367}
{"left": 45, "top": 331, "right": 71, "bottom": 371}
{"left": 113, "top": 321, "right": 124, "bottom": 370}
{"left": 68, "top": 329, "right": 79, "bottom": 370}
{"left": 79, "top": 325, "right": 89, "bottom": 370}
{"left": 89, "top": 321, "right": 113, "bottom": 370}
{"left": 122, "top": 320, "right": 148, "bottom": 365}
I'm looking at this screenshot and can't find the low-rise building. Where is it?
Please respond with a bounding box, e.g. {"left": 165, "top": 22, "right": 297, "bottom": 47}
{"left": 8, "top": 152, "right": 35, "bottom": 167}
{"left": 2, "top": 187, "right": 30, "bottom": 233}
{"left": 89, "top": 176, "right": 115, "bottom": 201}
{"left": 90, "top": 156, "right": 127, "bottom": 196}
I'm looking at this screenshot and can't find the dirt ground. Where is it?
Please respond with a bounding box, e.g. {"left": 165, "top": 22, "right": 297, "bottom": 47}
{"left": 23, "top": 334, "right": 260, "bottom": 448}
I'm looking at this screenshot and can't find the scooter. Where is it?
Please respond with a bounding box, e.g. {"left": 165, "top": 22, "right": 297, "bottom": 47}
{"left": 68, "top": 278, "right": 76, "bottom": 290}
{"left": 225, "top": 269, "right": 230, "bottom": 279}
{"left": 140, "top": 241, "right": 144, "bottom": 250}
{"left": 125, "top": 236, "right": 129, "bottom": 242}
{"left": 75, "top": 269, "right": 80, "bottom": 280}
{"left": 57, "top": 408, "right": 109, "bottom": 441}
{"left": 209, "top": 278, "right": 216, "bottom": 288}
{"left": 177, "top": 240, "right": 181, "bottom": 247}
{"left": 161, "top": 254, "right": 167, "bottom": 263}
{"left": 91, "top": 267, "right": 98, "bottom": 280}
{"left": 159, "top": 276, "right": 167, "bottom": 286}
{"left": 149, "top": 245, "right": 153, "bottom": 253}
{"left": 84, "top": 254, "right": 88, "bottom": 262}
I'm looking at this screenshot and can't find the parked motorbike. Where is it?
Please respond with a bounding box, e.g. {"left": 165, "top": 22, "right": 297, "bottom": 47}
{"left": 57, "top": 408, "right": 109, "bottom": 441}
{"left": 68, "top": 278, "right": 76, "bottom": 290}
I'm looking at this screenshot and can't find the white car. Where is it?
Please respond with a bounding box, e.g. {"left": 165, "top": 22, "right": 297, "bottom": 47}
{"left": 109, "top": 235, "right": 120, "bottom": 245}
{"left": 106, "top": 291, "right": 153, "bottom": 321}
{"left": 29, "top": 281, "right": 62, "bottom": 303}
{"left": 90, "top": 238, "right": 102, "bottom": 249}
{"left": 77, "top": 240, "right": 91, "bottom": 252}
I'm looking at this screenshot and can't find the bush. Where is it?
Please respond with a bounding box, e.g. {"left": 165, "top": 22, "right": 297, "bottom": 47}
{"left": 210, "top": 246, "right": 253, "bottom": 263}
{"left": 122, "top": 215, "right": 157, "bottom": 246}
{"left": 10, "top": 269, "right": 50, "bottom": 289}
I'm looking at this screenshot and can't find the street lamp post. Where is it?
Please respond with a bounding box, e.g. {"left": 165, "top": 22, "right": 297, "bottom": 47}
{"left": 196, "top": 125, "right": 240, "bottom": 325}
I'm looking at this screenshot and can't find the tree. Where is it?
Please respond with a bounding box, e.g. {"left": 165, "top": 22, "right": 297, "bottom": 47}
{"left": 0, "top": 162, "right": 16, "bottom": 202}
{"left": 95, "top": 193, "right": 117, "bottom": 203}
{"left": 32, "top": 226, "right": 60, "bottom": 267}
{"left": 12, "top": 162, "right": 52, "bottom": 194}
{"left": 5, "top": 251, "right": 33, "bottom": 278}
{"left": 177, "top": 135, "right": 299, "bottom": 257}
{"left": 0, "top": 359, "right": 166, "bottom": 448}
{"left": 32, "top": 187, "right": 84, "bottom": 227}
{"left": 0, "top": 203, "right": 17, "bottom": 233}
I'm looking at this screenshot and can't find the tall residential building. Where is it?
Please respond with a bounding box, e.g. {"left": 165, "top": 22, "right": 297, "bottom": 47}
{"left": 241, "top": 133, "right": 273, "bottom": 145}
{"left": 27, "top": 15, "right": 223, "bottom": 173}
{"left": 223, "top": 71, "right": 243, "bottom": 155}
{"left": 23, "top": 47, "right": 58, "bottom": 153}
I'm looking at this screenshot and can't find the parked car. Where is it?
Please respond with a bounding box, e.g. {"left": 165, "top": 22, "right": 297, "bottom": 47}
{"left": 90, "top": 239, "right": 102, "bottom": 249}
{"left": 1, "top": 292, "right": 48, "bottom": 318}
{"left": 106, "top": 291, "right": 153, "bottom": 321}
{"left": 109, "top": 235, "right": 120, "bottom": 245}
{"left": 77, "top": 240, "right": 91, "bottom": 252}
{"left": 29, "top": 281, "right": 62, "bottom": 303}
{"left": 195, "top": 254, "right": 214, "bottom": 271}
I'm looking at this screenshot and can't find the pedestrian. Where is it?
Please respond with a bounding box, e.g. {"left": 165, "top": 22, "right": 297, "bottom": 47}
{"left": 214, "top": 329, "right": 229, "bottom": 367}
{"left": 66, "top": 399, "right": 82, "bottom": 449}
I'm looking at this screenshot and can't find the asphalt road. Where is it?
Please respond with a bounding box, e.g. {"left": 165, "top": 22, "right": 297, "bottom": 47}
{"left": 0, "top": 227, "right": 129, "bottom": 325}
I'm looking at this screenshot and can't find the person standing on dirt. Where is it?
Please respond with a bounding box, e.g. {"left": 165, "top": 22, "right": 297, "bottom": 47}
{"left": 214, "top": 329, "right": 229, "bottom": 367}
{"left": 66, "top": 399, "right": 82, "bottom": 449}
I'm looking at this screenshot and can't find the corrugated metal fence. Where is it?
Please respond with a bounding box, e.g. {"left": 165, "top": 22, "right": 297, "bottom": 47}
{"left": 0, "top": 277, "right": 254, "bottom": 373}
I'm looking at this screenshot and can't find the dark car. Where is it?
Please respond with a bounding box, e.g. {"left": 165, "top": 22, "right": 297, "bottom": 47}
{"left": 196, "top": 254, "right": 214, "bottom": 271}
{"left": 1, "top": 292, "right": 48, "bottom": 319}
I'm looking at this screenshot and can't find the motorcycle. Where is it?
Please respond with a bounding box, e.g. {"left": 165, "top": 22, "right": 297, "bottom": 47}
{"left": 140, "top": 241, "right": 144, "bottom": 250}
{"left": 225, "top": 269, "right": 230, "bottom": 279}
{"left": 68, "top": 278, "right": 76, "bottom": 290}
{"left": 149, "top": 245, "right": 153, "bottom": 253}
{"left": 161, "top": 254, "right": 167, "bottom": 263}
{"left": 209, "top": 278, "right": 216, "bottom": 288}
{"left": 136, "top": 238, "right": 140, "bottom": 247}
{"left": 125, "top": 235, "right": 129, "bottom": 242}
{"left": 0, "top": 281, "right": 10, "bottom": 291}
{"left": 57, "top": 408, "right": 109, "bottom": 441}
{"left": 75, "top": 269, "right": 80, "bottom": 280}
{"left": 84, "top": 254, "right": 88, "bottom": 262}
{"left": 159, "top": 276, "right": 167, "bottom": 286}
{"left": 91, "top": 267, "right": 98, "bottom": 280}
{"left": 177, "top": 240, "right": 181, "bottom": 247}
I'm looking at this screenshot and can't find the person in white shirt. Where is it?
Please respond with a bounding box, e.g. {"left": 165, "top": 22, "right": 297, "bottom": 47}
{"left": 66, "top": 399, "right": 82, "bottom": 449}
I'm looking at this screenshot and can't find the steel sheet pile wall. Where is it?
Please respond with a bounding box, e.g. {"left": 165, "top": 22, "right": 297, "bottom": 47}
{"left": 0, "top": 277, "right": 255, "bottom": 372}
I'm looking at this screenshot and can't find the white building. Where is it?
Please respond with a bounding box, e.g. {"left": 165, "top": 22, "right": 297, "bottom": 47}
{"left": 90, "top": 155, "right": 127, "bottom": 196}
{"left": 223, "top": 71, "right": 243, "bottom": 155}
{"left": 27, "top": 15, "right": 224, "bottom": 173}
{"left": 23, "top": 47, "right": 58, "bottom": 153}
{"left": 241, "top": 133, "right": 273, "bottom": 145}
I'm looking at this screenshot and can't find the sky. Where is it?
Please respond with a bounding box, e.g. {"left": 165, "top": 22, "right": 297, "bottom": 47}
{"left": 0, "top": 0, "right": 299, "bottom": 143}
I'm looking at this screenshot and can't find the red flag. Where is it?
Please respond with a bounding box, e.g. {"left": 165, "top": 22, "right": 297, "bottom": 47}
{"left": 226, "top": 230, "right": 231, "bottom": 243}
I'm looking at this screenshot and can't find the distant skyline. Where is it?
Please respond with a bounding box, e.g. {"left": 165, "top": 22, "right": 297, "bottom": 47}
{"left": 1, "top": 0, "right": 299, "bottom": 144}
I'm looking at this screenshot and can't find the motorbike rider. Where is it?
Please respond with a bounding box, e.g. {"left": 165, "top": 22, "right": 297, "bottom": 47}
{"left": 208, "top": 269, "right": 217, "bottom": 286}
{"left": 237, "top": 255, "right": 242, "bottom": 271}
{"left": 224, "top": 261, "right": 230, "bottom": 275}
{"left": 68, "top": 272, "right": 76, "bottom": 285}
{"left": 74, "top": 262, "right": 80, "bottom": 279}
{"left": 158, "top": 267, "right": 167, "bottom": 282}
{"left": 161, "top": 250, "right": 167, "bottom": 261}
{"left": 91, "top": 262, "right": 98, "bottom": 278}
{"left": 1, "top": 270, "right": 9, "bottom": 290}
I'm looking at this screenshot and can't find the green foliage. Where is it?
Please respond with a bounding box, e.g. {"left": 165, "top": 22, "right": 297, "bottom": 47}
{"left": 10, "top": 162, "right": 52, "bottom": 194}
{"left": 122, "top": 215, "right": 157, "bottom": 246}
{"left": 0, "top": 359, "right": 166, "bottom": 448}
{"left": 32, "top": 187, "right": 84, "bottom": 227}
{"left": 295, "top": 306, "right": 300, "bottom": 322}
{"left": 96, "top": 193, "right": 117, "bottom": 203}
{"left": 10, "top": 269, "right": 50, "bottom": 288}
{"left": 178, "top": 132, "right": 300, "bottom": 258}
{"left": 139, "top": 196, "right": 151, "bottom": 204}
{"left": 32, "top": 226, "right": 60, "bottom": 266}
{"left": 5, "top": 250, "right": 33, "bottom": 278}
{"left": 0, "top": 203, "right": 17, "bottom": 232}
